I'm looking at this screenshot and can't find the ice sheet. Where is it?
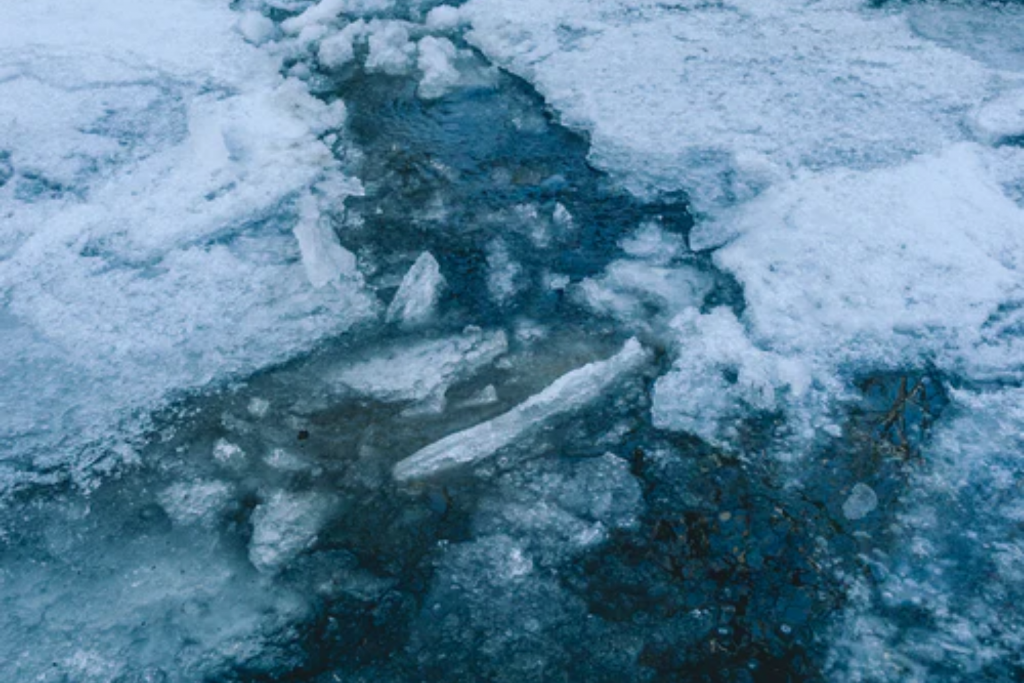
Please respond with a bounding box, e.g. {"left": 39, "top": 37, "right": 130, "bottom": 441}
{"left": 0, "top": 0, "right": 376, "bottom": 488}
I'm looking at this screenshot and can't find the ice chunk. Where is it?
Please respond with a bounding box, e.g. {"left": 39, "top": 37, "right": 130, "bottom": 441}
{"left": 248, "top": 490, "right": 333, "bottom": 573}
{"left": 318, "top": 21, "right": 366, "bottom": 69}
{"left": 417, "top": 36, "right": 461, "bottom": 100}
{"left": 700, "top": 144, "right": 1024, "bottom": 372}
{"left": 486, "top": 239, "right": 526, "bottom": 306}
{"left": 327, "top": 328, "right": 508, "bottom": 402}
{"left": 842, "top": 483, "right": 878, "bottom": 521}
{"left": 425, "top": 5, "right": 463, "bottom": 31}
{"left": 575, "top": 260, "right": 714, "bottom": 328}
{"left": 652, "top": 308, "right": 813, "bottom": 446}
{"left": 247, "top": 397, "right": 271, "bottom": 419}
{"left": 393, "top": 338, "right": 650, "bottom": 481}
{"left": 158, "top": 480, "right": 234, "bottom": 527}
{"left": 0, "top": 0, "right": 376, "bottom": 484}
{"left": 364, "top": 21, "right": 416, "bottom": 75}
{"left": 619, "top": 221, "right": 686, "bottom": 265}
{"left": 475, "top": 453, "right": 642, "bottom": 563}
{"left": 971, "top": 89, "right": 1024, "bottom": 146}
{"left": 281, "top": 0, "right": 393, "bottom": 33}
{"left": 457, "top": 384, "right": 499, "bottom": 408}
{"left": 292, "top": 191, "right": 362, "bottom": 289}
{"left": 385, "top": 251, "right": 445, "bottom": 327}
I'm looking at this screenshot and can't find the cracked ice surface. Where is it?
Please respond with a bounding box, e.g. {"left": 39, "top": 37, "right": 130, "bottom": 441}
{"left": 0, "top": 0, "right": 375, "bottom": 489}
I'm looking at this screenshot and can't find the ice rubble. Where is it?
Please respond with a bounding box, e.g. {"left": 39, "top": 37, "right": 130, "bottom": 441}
{"left": 0, "top": 0, "right": 376, "bottom": 487}
{"left": 394, "top": 338, "right": 650, "bottom": 481}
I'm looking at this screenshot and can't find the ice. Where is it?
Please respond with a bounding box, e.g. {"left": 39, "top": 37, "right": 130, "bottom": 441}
{"left": 318, "top": 21, "right": 366, "bottom": 69}
{"left": 365, "top": 20, "right": 417, "bottom": 75}
{"left": 281, "top": 0, "right": 396, "bottom": 33}
{"left": 425, "top": 4, "right": 463, "bottom": 31}
{"left": 386, "top": 251, "right": 445, "bottom": 327}
{"left": 158, "top": 480, "right": 234, "bottom": 527}
{"left": 700, "top": 144, "right": 1024, "bottom": 373}
{"left": 474, "top": 453, "right": 642, "bottom": 563}
{"left": 461, "top": 0, "right": 998, "bottom": 213}
{"left": 292, "top": 190, "right": 364, "bottom": 288}
{"left": 486, "top": 238, "right": 526, "bottom": 306}
{"left": 325, "top": 328, "right": 508, "bottom": 403}
{"left": 417, "top": 36, "right": 461, "bottom": 100}
{"left": 652, "top": 308, "right": 815, "bottom": 446}
{"left": 842, "top": 483, "right": 879, "bottom": 521}
{"left": 575, "top": 260, "right": 714, "bottom": 330}
{"left": 828, "top": 386, "right": 1024, "bottom": 679}
{"left": 619, "top": 221, "right": 687, "bottom": 266}
{"left": 393, "top": 338, "right": 650, "bottom": 481}
{"left": 0, "top": 0, "right": 376, "bottom": 486}
{"left": 249, "top": 490, "right": 334, "bottom": 574}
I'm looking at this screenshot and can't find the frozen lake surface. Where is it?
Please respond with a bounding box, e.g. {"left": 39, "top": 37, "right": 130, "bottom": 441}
{"left": 1, "top": 0, "right": 1023, "bottom": 680}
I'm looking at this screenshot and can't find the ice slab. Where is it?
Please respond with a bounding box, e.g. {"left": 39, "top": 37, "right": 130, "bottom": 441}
{"left": 386, "top": 251, "right": 446, "bottom": 327}
{"left": 461, "top": 0, "right": 999, "bottom": 213}
{"left": 700, "top": 144, "right": 1024, "bottom": 374}
{"left": 326, "top": 328, "right": 508, "bottom": 403}
{"left": 393, "top": 338, "right": 650, "bottom": 481}
{"left": 0, "top": 0, "right": 376, "bottom": 487}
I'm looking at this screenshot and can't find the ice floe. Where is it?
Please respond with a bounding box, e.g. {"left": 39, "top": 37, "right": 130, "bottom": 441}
{"left": 394, "top": 338, "right": 650, "bottom": 481}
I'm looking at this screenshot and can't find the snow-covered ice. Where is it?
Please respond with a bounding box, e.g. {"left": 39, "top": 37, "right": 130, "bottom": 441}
{"left": 0, "top": 0, "right": 375, "bottom": 490}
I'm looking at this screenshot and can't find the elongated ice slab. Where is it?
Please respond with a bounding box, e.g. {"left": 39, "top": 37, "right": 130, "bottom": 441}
{"left": 393, "top": 338, "right": 650, "bottom": 481}
{"left": 385, "top": 251, "right": 445, "bottom": 327}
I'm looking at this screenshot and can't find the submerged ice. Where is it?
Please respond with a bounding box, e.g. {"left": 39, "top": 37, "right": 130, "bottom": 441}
{"left": 3, "top": 0, "right": 1024, "bottom": 680}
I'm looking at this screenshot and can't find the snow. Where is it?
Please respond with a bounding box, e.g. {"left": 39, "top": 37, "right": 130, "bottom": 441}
{"left": 158, "top": 480, "right": 234, "bottom": 527}
{"left": 365, "top": 20, "right": 417, "bottom": 75}
{"left": 0, "top": 0, "right": 376, "bottom": 487}
{"left": 386, "top": 251, "right": 445, "bottom": 327}
{"left": 393, "top": 338, "right": 650, "bottom": 481}
{"left": 971, "top": 88, "right": 1024, "bottom": 145}
{"left": 417, "top": 36, "right": 461, "bottom": 100}
{"left": 425, "top": 4, "right": 463, "bottom": 31}
{"left": 237, "top": 11, "right": 277, "bottom": 45}
{"left": 575, "top": 260, "right": 714, "bottom": 329}
{"left": 318, "top": 20, "right": 366, "bottom": 69}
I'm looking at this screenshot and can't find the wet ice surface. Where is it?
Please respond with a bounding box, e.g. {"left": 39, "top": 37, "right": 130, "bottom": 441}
{"left": 2, "top": 0, "right": 1024, "bottom": 681}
